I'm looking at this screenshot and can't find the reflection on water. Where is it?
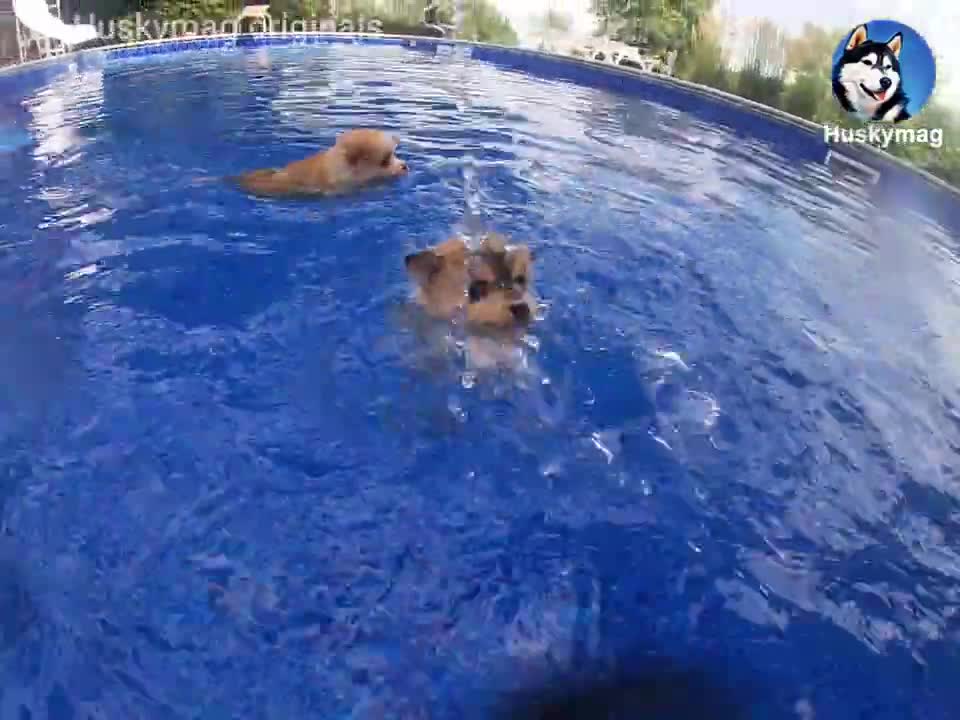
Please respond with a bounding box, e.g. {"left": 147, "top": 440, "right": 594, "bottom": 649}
{"left": 0, "top": 44, "right": 958, "bottom": 718}
{"left": 24, "top": 65, "right": 104, "bottom": 165}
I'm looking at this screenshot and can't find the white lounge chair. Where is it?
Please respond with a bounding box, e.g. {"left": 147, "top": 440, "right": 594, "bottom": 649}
{"left": 236, "top": 0, "right": 271, "bottom": 33}
{"left": 12, "top": 0, "right": 96, "bottom": 60}
{"left": 661, "top": 49, "right": 677, "bottom": 76}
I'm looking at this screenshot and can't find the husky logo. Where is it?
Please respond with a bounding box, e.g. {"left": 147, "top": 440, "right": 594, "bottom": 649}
{"left": 832, "top": 23, "right": 911, "bottom": 123}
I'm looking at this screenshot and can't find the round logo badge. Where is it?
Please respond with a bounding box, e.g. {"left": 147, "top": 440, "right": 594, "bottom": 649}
{"left": 831, "top": 20, "right": 936, "bottom": 123}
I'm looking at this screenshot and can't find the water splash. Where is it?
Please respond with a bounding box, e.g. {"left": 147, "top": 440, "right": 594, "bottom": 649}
{"left": 445, "top": 0, "right": 486, "bottom": 246}
{"left": 461, "top": 154, "right": 485, "bottom": 242}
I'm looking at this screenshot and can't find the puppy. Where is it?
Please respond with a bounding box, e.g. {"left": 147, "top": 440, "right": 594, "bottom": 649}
{"left": 232, "top": 128, "right": 408, "bottom": 197}
{"left": 404, "top": 233, "right": 537, "bottom": 370}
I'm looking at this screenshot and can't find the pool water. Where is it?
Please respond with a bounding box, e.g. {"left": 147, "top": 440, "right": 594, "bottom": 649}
{"left": 2, "top": 41, "right": 960, "bottom": 718}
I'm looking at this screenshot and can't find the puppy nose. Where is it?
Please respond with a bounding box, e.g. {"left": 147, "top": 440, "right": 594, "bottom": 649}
{"left": 509, "top": 303, "right": 531, "bottom": 322}
{"left": 399, "top": 161, "right": 408, "bottom": 172}
{"left": 879, "top": 77, "right": 892, "bottom": 90}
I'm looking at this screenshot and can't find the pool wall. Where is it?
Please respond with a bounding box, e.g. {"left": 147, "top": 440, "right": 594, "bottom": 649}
{"left": 2, "top": 32, "right": 959, "bottom": 235}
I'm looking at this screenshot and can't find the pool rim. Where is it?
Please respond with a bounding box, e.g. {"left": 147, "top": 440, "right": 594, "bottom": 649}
{"left": 1, "top": 30, "right": 957, "bottom": 199}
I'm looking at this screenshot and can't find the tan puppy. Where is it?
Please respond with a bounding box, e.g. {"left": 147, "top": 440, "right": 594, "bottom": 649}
{"left": 403, "top": 236, "right": 471, "bottom": 319}
{"left": 233, "top": 129, "right": 408, "bottom": 197}
{"left": 404, "top": 233, "right": 537, "bottom": 370}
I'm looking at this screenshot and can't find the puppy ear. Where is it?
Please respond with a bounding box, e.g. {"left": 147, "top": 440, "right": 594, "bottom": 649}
{"left": 887, "top": 32, "right": 903, "bottom": 58}
{"left": 480, "top": 233, "right": 507, "bottom": 254}
{"left": 508, "top": 246, "right": 533, "bottom": 276}
{"left": 343, "top": 145, "right": 364, "bottom": 167}
{"left": 336, "top": 131, "right": 368, "bottom": 166}
{"left": 847, "top": 24, "right": 868, "bottom": 50}
{"left": 404, "top": 250, "right": 441, "bottom": 283}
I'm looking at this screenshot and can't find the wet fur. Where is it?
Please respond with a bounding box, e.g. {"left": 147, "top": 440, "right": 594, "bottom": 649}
{"left": 404, "top": 233, "right": 538, "bottom": 370}
{"left": 832, "top": 24, "right": 911, "bottom": 123}
{"left": 231, "top": 128, "right": 408, "bottom": 197}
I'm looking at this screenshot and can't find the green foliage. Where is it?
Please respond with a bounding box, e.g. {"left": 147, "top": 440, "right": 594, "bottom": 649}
{"left": 329, "top": 0, "right": 423, "bottom": 25}
{"left": 736, "top": 65, "right": 783, "bottom": 106}
{"left": 785, "top": 22, "right": 844, "bottom": 75}
{"left": 882, "top": 106, "right": 960, "bottom": 185}
{"left": 591, "top": 0, "right": 715, "bottom": 53}
{"left": 781, "top": 72, "right": 822, "bottom": 119}
{"left": 676, "top": 35, "right": 731, "bottom": 92}
{"left": 742, "top": 20, "right": 785, "bottom": 78}
{"left": 152, "top": 0, "right": 233, "bottom": 21}
{"left": 458, "top": 1, "right": 518, "bottom": 45}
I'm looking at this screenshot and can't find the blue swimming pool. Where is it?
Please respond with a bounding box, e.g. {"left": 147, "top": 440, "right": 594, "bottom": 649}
{"left": 1, "top": 35, "right": 960, "bottom": 718}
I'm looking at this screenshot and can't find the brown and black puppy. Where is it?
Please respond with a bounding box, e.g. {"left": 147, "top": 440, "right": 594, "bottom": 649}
{"left": 232, "top": 128, "right": 408, "bottom": 197}
{"left": 404, "top": 232, "right": 537, "bottom": 370}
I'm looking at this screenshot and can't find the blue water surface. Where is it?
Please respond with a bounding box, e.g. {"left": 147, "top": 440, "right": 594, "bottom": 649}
{"left": 1, "top": 41, "right": 960, "bottom": 719}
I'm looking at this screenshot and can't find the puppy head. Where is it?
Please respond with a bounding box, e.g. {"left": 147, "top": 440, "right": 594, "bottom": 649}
{"left": 464, "top": 233, "right": 535, "bottom": 330}
{"left": 404, "top": 237, "right": 470, "bottom": 318}
{"left": 335, "top": 129, "right": 408, "bottom": 185}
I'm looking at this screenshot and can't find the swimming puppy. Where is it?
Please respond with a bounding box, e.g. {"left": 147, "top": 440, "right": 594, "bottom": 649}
{"left": 233, "top": 129, "right": 408, "bottom": 197}
{"left": 405, "top": 233, "right": 536, "bottom": 327}
{"left": 463, "top": 233, "right": 536, "bottom": 332}
{"left": 404, "top": 233, "right": 537, "bottom": 370}
{"left": 404, "top": 236, "right": 471, "bottom": 320}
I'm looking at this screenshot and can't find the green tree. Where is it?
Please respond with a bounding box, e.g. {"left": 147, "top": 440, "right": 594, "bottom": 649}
{"left": 785, "top": 22, "right": 842, "bottom": 75}
{"left": 530, "top": 8, "right": 573, "bottom": 50}
{"left": 674, "top": 10, "right": 730, "bottom": 90}
{"left": 736, "top": 19, "right": 786, "bottom": 106}
{"left": 458, "top": 0, "right": 518, "bottom": 45}
{"left": 742, "top": 19, "right": 785, "bottom": 78}
{"left": 883, "top": 104, "right": 960, "bottom": 185}
{"left": 150, "top": 0, "right": 233, "bottom": 21}
{"left": 781, "top": 72, "right": 821, "bottom": 118}
{"left": 590, "top": 0, "right": 714, "bottom": 53}
{"left": 675, "top": 29, "right": 728, "bottom": 88}
{"left": 777, "top": 22, "right": 852, "bottom": 123}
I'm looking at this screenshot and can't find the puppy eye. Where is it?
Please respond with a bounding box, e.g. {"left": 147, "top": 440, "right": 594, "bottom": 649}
{"left": 514, "top": 274, "right": 526, "bottom": 286}
{"left": 468, "top": 281, "right": 489, "bottom": 302}
{"left": 861, "top": 59, "right": 872, "bottom": 65}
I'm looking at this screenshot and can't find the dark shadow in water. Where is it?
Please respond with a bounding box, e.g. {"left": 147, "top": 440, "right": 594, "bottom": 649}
{"left": 494, "top": 655, "right": 747, "bottom": 720}
{"left": 0, "top": 236, "right": 82, "bottom": 430}
{"left": 0, "top": 543, "right": 38, "bottom": 653}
